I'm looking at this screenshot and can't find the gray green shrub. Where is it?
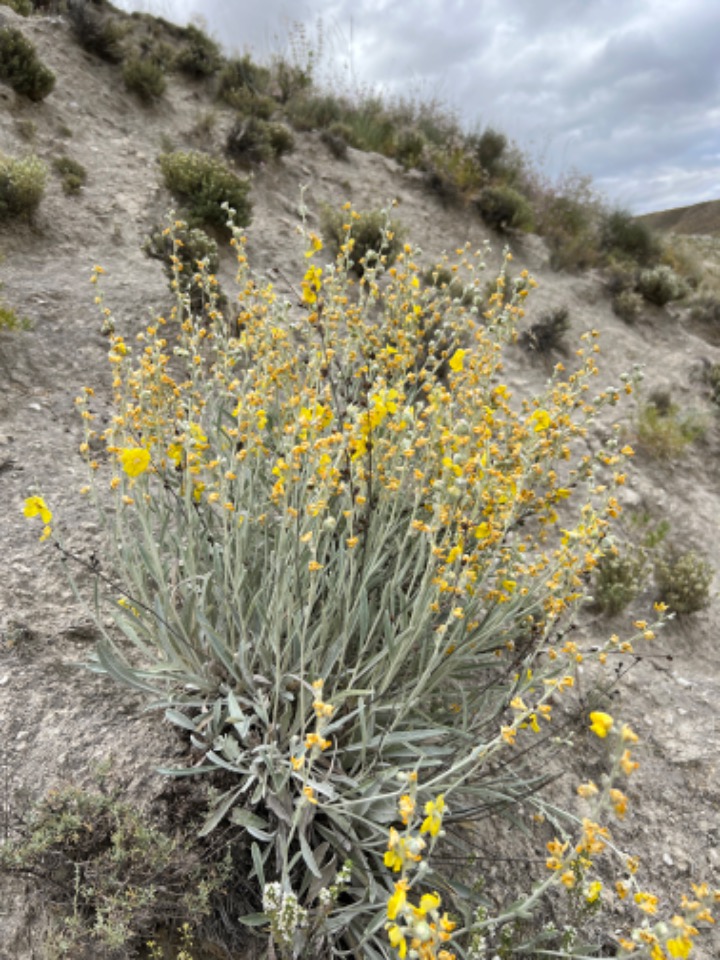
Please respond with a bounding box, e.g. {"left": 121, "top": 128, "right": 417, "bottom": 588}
{"left": 174, "top": 23, "right": 222, "bottom": 78}
{"left": 600, "top": 209, "right": 659, "bottom": 266}
{"left": 225, "top": 116, "right": 294, "bottom": 165}
{"left": 634, "top": 390, "right": 705, "bottom": 460}
{"left": 612, "top": 288, "right": 644, "bottom": 324}
{"left": 0, "top": 152, "right": 47, "bottom": 221}
{"left": 52, "top": 154, "right": 87, "bottom": 195}
{"left": 654, "top": 547, "right": 713, "bottom": 615}
{"left": 476, "top": 184, "right": 534, "bottom": 232}
{"left": 0, "top": 26, "right": 55, "bottom": 101}
{"left": 123, "top": 55, "right": 166, "bottom": 103}
{"left": 66, "top": 0, "right": 125, "bottom": 63}
{"left": 144, "top": 221, "right": 225, "bottom": 316}
{"left": 636, "top": 265, "right": 686, "bottom": 306}
{"left": 158, "top": 150, "right": 252, "bottom": 229}
{"left": 320, "top": 205, "right": 403, "bottom": 275}
{"left": 591, "top": 545, "right": 648, "bottom": 616}
{"left": 0, "top": 781, "right": 231, "bottom": 957}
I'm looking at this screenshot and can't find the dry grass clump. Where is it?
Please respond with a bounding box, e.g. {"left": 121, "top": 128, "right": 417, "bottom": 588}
{"left": 520, "top": 305, "right": 570, "bottom": 354}
{"left": 633, "top": 389, "right": 705, "bottom": 460}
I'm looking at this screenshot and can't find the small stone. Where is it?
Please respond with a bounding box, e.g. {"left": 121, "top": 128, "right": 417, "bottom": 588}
{"left": 663, "top": 852, "right": 674, "bottom": 866}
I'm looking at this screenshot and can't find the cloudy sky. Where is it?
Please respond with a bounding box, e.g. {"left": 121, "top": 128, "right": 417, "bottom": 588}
{"left": 115, "top": 0, "right": 720, "bottom": 214}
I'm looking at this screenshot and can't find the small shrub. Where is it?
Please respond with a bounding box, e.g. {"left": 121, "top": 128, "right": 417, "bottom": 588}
{"left": 123, "top": 55, "right": 166, "bottom": 103}
{"left": 158, "top": 150, "right": 252, "bottom": 229}
{"left": 654, "top": 547, "right": 713, "bottom": 615}
{"left": 422, "top": 264, "right": 475, "bottom": 307}
{"left": 272, "top": 57, "right": 313, "bottom": 103}
{"left": 174, "top": 23, "right": 222, "bottom": 79}
{"left": 221, "top": 86, "right": 276, "bottom": 118}
{"left": 285, "top": 91, "right": 344, "bottom": 131}
{"left": 0, "top": 0, "right": 32, "bottom": 14}
{"left": 66, "top": 0, "right": 125, "bottom": 63}
{"left": 702, "top": 361, "right": 720, "bottom": 405}
{"left": 0, "top": 152, "right": 46, "bottom": 221}
{"left": 14, "top": 117, "right": 36, "bottom": 143}
{"left": 520, "top": 306, "right": 570, "bottom": 354}
{"left": 320, "top": 205, "right": 403, "bottom": 275}
{"left": 266, "top": 121, "right": 294, "bottom": 158}
{"left": 476, "top": 183, "right": 534, "bottom": 232}
{"left": 217, "top": 54, "right": 270, "bottom": 106}
{"left": 636, "top": 264, "right": 686, "bottom": 306}
{"left": 469, "top": 126, "right": 508, "bottom": 175}
{"left": 52, "top": 154, "right": 87, "bottom": 195}
{"left": 600, "top": 209, "right": 659, "bottom": 266}
{"left": 0, "top": 781, "right": 231, "bottom": 957}
{"left": 612, "top": 288, "right": 644, "bottom": 324}
{"left": 320, "top": 122, "right": 354, "bottom": 159}
{"left": 689, "top": 293, "right": 720, "bottom": 329}
{"left": 225, "top": 117, "right": 294, "bottom": 166}
{"left": 591, "top": 544, "right": 648, "bottom": 616}
{"left": 634, "top": 390, "right": 705, "bottom": 460}
{"left": 0, "top": 303, "right": 30, "bottom": 330}
{"left": 0, "top": 26, "right": 56, "bottom": 101}
{"left": 144, "top": 221, "right": 225, "bottom": 315}
{"left": 394, "top": 126, "right": 426, "bottom": 169}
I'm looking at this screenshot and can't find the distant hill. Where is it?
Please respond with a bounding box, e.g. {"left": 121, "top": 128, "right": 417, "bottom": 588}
{"left": 637, "top": 198, "right": 720, "bottom": 236}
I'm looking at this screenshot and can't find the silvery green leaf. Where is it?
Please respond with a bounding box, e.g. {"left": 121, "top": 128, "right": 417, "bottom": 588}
{"left": 165, "top": 708, "right": 197, "bottom": 732}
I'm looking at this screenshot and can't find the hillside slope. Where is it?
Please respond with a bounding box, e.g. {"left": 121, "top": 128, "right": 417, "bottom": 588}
{"left": 1, "top": 5, "right": 719, "bottom": 958}
{"left": 638, "top": 197, "right": 720, "bottom": 236}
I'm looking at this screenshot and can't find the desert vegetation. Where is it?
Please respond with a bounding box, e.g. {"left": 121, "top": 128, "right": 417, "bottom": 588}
{"left": 1, "top": 5, "right": 719, "bottom": 960}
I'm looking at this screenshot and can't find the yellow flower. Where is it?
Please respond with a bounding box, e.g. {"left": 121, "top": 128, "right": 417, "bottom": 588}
{"left": 387, "top": 880, "right": 409, "bottom": 920}
{"left": 387, "top": 922, "right": 407, "bottom": 958}
{"left": 304, "top": 732, "right": 331, "bottom": 751}
{"left": 416, "top": 891, "right": 442, "bottom": 916}
{"left": 666, "top": 937, "right": 692, "bottom": 959}
{"left": 420, "top": 795, "right": 446, "bottom": 837}
{"left": 398, "top": 794, "right": 415, "bottom": 826}
{"left": 634, "top": 891, "right": 659, "bottom": 915}
{"left": 23, "top": 495, "right": 52, "bottom": 525}
{"left": 620, "top": 749, "right": 640, "bottom": 776}
{"left": 119, "top": 447, "right": 151, "bottom": 478}
{"left": 290, "top": 755, "right": 304, "bottom": 770}
{"left": 586, "top": 880, "right": 603, "bottom": 903}
{"left": 448, "top": 349, "right": 466, "bottom": 372}
{"left": 308, "top": 560, "right": 324, "bottom": 572}
{"left": 530, "top": 409, "right": 551, "bottom": 432}
{"left": 588, "top": 711, "right": 613, "bottom": 738}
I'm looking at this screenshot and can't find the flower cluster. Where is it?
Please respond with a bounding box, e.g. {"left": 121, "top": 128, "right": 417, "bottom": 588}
{"left": 385, "top": 776, "right": 457, "bottom": 960}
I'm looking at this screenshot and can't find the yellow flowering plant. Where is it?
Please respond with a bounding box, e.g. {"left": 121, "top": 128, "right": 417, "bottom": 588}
{"left": 60, "top": 206, "right": 715, "bottom": 958}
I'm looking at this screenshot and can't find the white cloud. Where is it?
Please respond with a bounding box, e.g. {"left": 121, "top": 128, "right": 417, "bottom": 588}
{"left": 111, "top": 0, "right": 720, "bottom": 213}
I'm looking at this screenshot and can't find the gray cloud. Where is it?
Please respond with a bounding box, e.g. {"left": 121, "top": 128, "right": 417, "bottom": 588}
{"left": 113, "top": 0, "right": 720, "bottom": 213}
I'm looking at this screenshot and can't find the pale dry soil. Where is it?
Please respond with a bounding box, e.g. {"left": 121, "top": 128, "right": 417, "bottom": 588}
{"left": 0, "top": 7, "right": 719, "bottom": 958}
